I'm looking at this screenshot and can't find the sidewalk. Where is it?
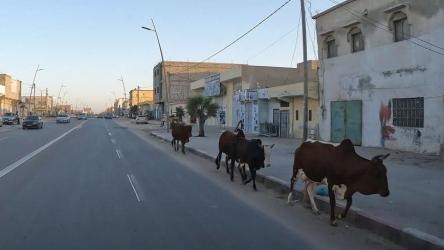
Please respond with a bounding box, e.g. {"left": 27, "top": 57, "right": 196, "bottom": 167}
{"left": 117, "top": 119, "right": 444, "bottom": 249}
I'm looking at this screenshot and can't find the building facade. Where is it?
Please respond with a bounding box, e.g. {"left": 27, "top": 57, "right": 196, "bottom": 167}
{"left": 153, "top": 61, "right": 236, "bottom": 120}
{"left": 21, "top": 96, "right": 53, "bottom": 116}
{"left": 0, "top": 74, "right": 22, "bottom": 115}
{"left": 314, "top": 0, "right": 444, "bottom": 155}
{"left": 190, "top": 61, "right": 320, "bottom": 138}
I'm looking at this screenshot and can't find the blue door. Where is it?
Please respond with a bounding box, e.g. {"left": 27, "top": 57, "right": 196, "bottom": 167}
{"left": 331, "top": 101, "right": 362, "bottom": 145}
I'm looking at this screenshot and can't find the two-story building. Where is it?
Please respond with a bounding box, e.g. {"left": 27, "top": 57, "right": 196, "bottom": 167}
{"left": 152, "top": 61, "right": 236, "bottom": 120}
{"left": 0, "top": 74, "right": 22, "bottom": 115}
{"left": 314, "top": 0, "right": 444, "bottom": 155}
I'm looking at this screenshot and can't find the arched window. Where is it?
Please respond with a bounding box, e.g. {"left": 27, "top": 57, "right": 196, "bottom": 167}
{"left": 390, "top": 11, "right": 409, "bottom": 42}
{"left": 324, "top": 35, "right": 337, "bottom": 58}
{"left": 348, "top": 27, "right": 364, "bottom": 52}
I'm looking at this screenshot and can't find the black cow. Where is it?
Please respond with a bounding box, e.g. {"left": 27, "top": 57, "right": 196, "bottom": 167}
{"left": 171, "top": 121, "right": 192, "bottom": 154}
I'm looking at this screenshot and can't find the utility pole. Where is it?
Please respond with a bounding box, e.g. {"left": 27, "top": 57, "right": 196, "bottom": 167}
{"left": 142, "top": 19, "right": 169, "bottom": 131}
{"left": 29, "top": 65, "right": 43, "bottom": 114}
{"left": 118, "top": 76, "right": 127, "bottom": 113}
{"left": 301, "top": 0, "right": 309, "bottom": 141}
{"left": 137, "top": 85, "right": 140, "bottom": 115}
{"left": 45, "top": 88, "right": 48, "bottom": 116}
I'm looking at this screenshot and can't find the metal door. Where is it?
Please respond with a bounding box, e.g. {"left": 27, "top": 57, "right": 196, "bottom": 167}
{"left": 331, "top": 101, "right": 362, "bottom": 145}
{"left": 272, "top": 109, "right": 280, "bottom": 125}
{"left": 280, "top": 110, "right": 289, "bottom": 137}
{"left": 245, "top": 102, "right": 253, "bottom": 133}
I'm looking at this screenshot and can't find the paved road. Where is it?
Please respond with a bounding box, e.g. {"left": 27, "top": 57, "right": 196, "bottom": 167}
{"left": 0, "top": 119, "right": 402, "bottom": 250}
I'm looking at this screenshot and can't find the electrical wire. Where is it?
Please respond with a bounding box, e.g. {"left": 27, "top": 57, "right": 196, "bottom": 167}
{"left": 326, "top": 0, "right": 444, "bottom": 56}
{"left": 171, "top": 0, "right": 293, "bottom": 77}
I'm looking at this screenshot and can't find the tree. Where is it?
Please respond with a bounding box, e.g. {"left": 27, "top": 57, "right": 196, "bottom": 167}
{"left": 186, "top": 96, "right": 218, "bottom": 137}
{"left": 175, "top": 106, "right": 185, "bottom": 122}
{"left": 130, "top": 105, "right": 138, "bottom": 118}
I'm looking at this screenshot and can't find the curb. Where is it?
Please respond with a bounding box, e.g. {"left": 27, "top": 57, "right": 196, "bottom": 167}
{"left": 149, "top": 131, "right": 444, "bottom": 250}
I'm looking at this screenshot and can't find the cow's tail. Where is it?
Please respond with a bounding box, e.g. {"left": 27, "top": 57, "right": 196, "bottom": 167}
{"left": 288, "top": 147, "right": 300, "bottom": 204}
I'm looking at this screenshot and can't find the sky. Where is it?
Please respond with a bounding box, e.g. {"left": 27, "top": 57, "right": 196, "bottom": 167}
{"left": 0, "top": 0, "right": 339, "bottom": 112}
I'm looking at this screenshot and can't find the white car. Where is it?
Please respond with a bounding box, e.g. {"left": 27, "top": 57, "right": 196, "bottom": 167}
{"left": 56, "top": 114, "right": 71, "bottom": 123}
{"left": 135, "top": 115, "right": 148, "bottom": 124}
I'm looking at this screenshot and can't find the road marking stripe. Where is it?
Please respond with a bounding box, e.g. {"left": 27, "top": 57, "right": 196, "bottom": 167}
{"left": 127, "top": 174, "right": 142, "bottom": 202}
{"left": 0, "top": 122, "right": 84, "bottom": 179}
{"left": 0, "top": 137, "right": 8, "bottom": 141}
{"left": 111, "top": 139, "right": 116, "bottom": 144}
{"left": 116, "top": 149, "right": 122, "bottom": 159}
{"left": 108, "top": 132, "right": 112, "bottom": 136}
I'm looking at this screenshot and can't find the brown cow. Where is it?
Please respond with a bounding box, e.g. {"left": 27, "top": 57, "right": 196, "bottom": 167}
{"left": 215, "top": 129, "right": 245, "bottom": 174}
{"left": 288, "top": 139, "right": 390, "bottom": 226}
{"left": 171, "top": 121, "right": 192, "bottom": 154}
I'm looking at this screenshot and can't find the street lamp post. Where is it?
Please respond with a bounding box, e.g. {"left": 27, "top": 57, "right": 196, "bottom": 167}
{"left": 28, "top": 65, "right": 44, "bottom": 115}
{"left": 142, "top": 19, "right": 170, "bottom": 131}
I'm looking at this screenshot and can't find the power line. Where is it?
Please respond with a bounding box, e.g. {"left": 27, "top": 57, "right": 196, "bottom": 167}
{"left": 172, "top": 0, "right": 293, "bottom": 76}
{"left": 326, "top": 0, "right": 444, "bottom": 56}
{"left": 305, "top": 11, "right": 318, "bottom": 60}
{"left": 247, "top": 25, "right": 298, "bottom": 62}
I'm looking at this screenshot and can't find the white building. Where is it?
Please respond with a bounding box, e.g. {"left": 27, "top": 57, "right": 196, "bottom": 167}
{"left": 314, "top": 0, "right": 444, "bottom": 155}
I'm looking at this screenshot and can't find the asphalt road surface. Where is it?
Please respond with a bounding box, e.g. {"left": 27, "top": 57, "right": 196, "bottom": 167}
{"left": 0, "top": 118, "right": 402, "bottom": 250}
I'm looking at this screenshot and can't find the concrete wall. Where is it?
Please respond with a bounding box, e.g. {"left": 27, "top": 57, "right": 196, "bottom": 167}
{"left": 316, "top": 0, "right": 444, "bottom": 154}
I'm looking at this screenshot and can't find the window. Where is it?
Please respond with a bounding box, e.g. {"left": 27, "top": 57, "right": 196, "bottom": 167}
{"left": 392, "top": 12, "right": 409, "bottom": 42}
{"left": 295, "top": 110, "right": 299, "bottom": 120}
{"left": 309, "top": 110, "right": 312, "bottom": 121}
{"left": 349, "top": 27, "right": 364, "bottom": 52}
{"left": 325, "top": 36, "right": 337, "bottom": 58}
{"left": 393, "top": 97, "right": 424, "bottom": 128}
{"left": 280, "top": 101, "right": 289, "bottom": 108}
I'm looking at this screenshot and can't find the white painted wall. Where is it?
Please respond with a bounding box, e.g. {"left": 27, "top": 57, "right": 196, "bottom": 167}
{"left": 316, "top": 1, "right": 444, "bottom": 154}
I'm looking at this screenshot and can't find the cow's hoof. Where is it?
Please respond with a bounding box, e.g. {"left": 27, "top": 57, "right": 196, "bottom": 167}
{"left": 330, "top": 220, "right": 338, "bottom": 227}
{"left": 337, "top": 214, "right": 344, "bottom": 220}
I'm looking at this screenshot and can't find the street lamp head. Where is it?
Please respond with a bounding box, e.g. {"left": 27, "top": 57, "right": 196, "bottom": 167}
{"left": 38, "top": 68, "right": 45, "bottom": 71}
{"left": 141, "top": 26, "right": 154, "bottom": 31}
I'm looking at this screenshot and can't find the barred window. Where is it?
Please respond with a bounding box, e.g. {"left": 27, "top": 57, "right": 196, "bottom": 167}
{"left": 393, "top": 97, "right": 424, "bottom": 128}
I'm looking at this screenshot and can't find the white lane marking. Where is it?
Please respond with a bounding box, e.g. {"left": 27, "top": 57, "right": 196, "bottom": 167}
{"left": 127, "top": 174, "right": 142, "bottom": 202}
{"left": 108, "top": 132, "right": 112, "bottom": 136}
{"left": 111, "top": 139, "right": 116, "bottom": 144}
{"left": 116, "top": 149, "right": 122, "bottom": 159}
{"left": 0, "top": 122, "right": 84, "bottom": 179}
{"left": 0, "top": 137, "right": 8, "bottom": 141}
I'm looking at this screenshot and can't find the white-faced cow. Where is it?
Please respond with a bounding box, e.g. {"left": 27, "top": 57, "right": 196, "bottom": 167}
{"left": 288, "top": 139, "right": 390, "bottom": 226}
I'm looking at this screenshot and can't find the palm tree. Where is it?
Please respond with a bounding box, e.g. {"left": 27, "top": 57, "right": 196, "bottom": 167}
{"left": 186, "top": 96, "right": 218, "bottom": 137}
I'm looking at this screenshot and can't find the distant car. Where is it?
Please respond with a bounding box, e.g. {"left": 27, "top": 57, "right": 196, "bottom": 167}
{"left": 135, "top": 115, "right": 148, "bottom": 124}
{"left": 56, "top": 114, "right": 71, "bottom": 123}
{"left": 22, "top": 116, "right": 43, "bottom": 129}
{"left": 2, "top": 112, "right": 20, "bottom": 125}
{"left": 78, "top": 114, "right": 87, "bottom": 120}
{"left": 104, "top": 114, "right": 113, "bottom": 119}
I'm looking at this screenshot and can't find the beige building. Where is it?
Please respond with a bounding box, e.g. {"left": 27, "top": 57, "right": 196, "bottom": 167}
{"left": 22, "top": 96, "right": 53, "bottom": 116}
{"left": 190, "top": 61, "right": 319, "bottom": 138}
{"left": 0, "top": 74, "right": 22, "bottom": 115}
{"left": 153, "top": 61, "right": 237, "bottom": 119}
{"left": 129, "top": 89, "right": 154, "bottom": 107}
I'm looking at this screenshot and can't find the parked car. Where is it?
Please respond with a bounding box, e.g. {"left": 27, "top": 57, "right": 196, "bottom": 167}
{"left": 135, "top": 115, "right": 148, "bottom": 124}
{"left": 2, "top": 112, "right": 20, "bottom": 125}
{"left": 78, "top": 113, "right": 87, "bottom": 120}
{"left": 104, "top": 113, "right": 113, "bottom": 119}
{"left": 22, "top": 116, "right": 43, "bottom": 129}
{"left": 0, "top": 117, "right": 3, "bottom": 127}
{"left": 56, "top": 114, "right": 71, "bottom": 123}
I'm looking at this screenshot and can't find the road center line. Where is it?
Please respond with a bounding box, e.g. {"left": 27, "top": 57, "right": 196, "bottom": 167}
{"left": 0, "top": 122, "right": 84, "bottom": 179}
{"left": 108, "top": 132, "right": 112, "bottom": 136}
{"left": 111, "top": 139, "right": 116, "bottom": 144}
{"left": 127, "top": 174, "right": 142, "bottom": 202}
{"left": 116, "top": 149, "right": 122, "bottom": 159}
